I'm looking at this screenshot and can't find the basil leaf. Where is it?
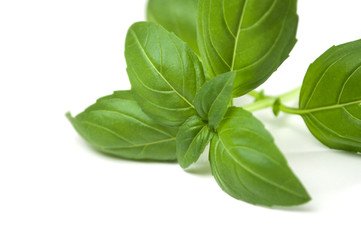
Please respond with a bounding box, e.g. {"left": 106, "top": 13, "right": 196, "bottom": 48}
{"left": 209, "top": 107, "right": 310, "bottom": 206}
{"left": 197, "top": 0, "right": 298, "bottom": 97}
{"left": 67, "top": 91, "right": 177, "bottom": 161}
{"left": 176, "top": 115, "right": 214, "bottom": 168}
{"left": 125, "top": 22, "right": 205, "bottom": 127}
{"left": 194, "top": 71, "right": 235, "bottom": 129}
{"left": 147, "top": 0, "right": 199, "bottom": 54}
{"left": 299, "top": 39, "right": 361, "bottom": 153}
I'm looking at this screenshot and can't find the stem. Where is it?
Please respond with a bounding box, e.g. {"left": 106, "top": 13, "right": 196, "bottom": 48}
{"left": 278, "top": 104, "right": 308, "bottom": 115}
{"left": 243, "top": 87, "right": 301, "bottom": 112}
{"left": 279, "top": 99, "right": 361, "bottom": 115}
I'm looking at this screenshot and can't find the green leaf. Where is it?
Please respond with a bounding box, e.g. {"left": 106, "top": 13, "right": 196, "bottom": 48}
{"left": 299, "top": 39, "right": 361, "bottom": 153}
{"left": 147, "top": 0, "right": 199, "bottom": 54}
{"left": 197, "top": 0, "right": 298, "bottom": 97}
{"left": 209, "top": 107, "right": 310, "bottom": 206}
{"left": 194, "top": 71, "right": 235, "bottom": 129}
{"left": 67, "top": 91, "right": 177, "bottom": 161}
{"left": 272, "top": 98, "right": 281, "bottom": 116}
{"left": 176, "top": 115, "right": 214, "bottom": 169}
{"left": 125, "top": 22, "right": 205, "bottom": 127}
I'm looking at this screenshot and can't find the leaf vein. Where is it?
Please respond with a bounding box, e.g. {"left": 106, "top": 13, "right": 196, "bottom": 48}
{"left": 130, "top": 30, "right": 195, "bottom": 109}
{"left": 218, "top": 134, "right": 306, "bottom": 198}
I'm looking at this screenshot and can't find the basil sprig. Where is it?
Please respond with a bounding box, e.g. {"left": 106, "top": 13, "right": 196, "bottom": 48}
{"left": 68, "top": 0, "right": 361, "bottom": 208}
{"left": 127, "top": 21, "right": 309, "bottom": 206}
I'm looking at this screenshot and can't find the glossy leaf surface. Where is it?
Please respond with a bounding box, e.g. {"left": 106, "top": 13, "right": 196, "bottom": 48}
{"left": 125, "top": 22, "right": 205, "bottom": 127}
{"left": 194, "top": 71, "right": 235, "bottom": 129}
{"left": 209, "top": 107, "right": 310, "bottom": 206}
{"left": 197, "top": 0, "right": 298, "bottom": 97}
{"left": 299, "top": 39, "right": 361, "bottom": 152}
{"left": 67, "top": 91, "right": 177, "bottom": 161}
{"left": 176, "top": 115, "right": 214, "bottom": 168}
{"left": 147, "top": 0, "right": 199, "bottom": 54}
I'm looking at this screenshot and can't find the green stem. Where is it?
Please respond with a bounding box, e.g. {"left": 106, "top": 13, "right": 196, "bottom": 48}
{"left": 279, "top": 99, "right": 361, "bottom": 115}
{"left": 243, "top": 87, "right": 301, "bottom": 112}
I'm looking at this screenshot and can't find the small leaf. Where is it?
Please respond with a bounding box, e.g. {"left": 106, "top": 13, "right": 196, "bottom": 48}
{"left": 176, "top": 115, "right": 214, "bottom": 168}
{"left": 194, "top": 71, "right": 235, "bottom": 129}
{"left": 147, "top": 0, "right": 199, "bottom": 54}
{"left": 197, "top": 0, "right": 298, "bottom": 97}
{"left": 272, "top": 98, "right": 281, "bottom": 116}
{"left": 209, "top": 107, "right": 310, "bottom": 206}
{"left": 125, "top": 22, "right": 205, "bottom": 127}
{"left": 299, "top": 39, "right": 361, "bottom": 153}
{"left": 67, "top": 91, "right": 177, "bottom": 161}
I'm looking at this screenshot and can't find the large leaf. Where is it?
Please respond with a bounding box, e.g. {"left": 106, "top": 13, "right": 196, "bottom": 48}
{"left": 197, "top": 0, "right": 298, "bottom": 97}
{"left": 176, "top": 115, "right": 214, "bottom": 169}
{"left": 125, "top": 22, "right": 205, "bottom": 127}
{"left": 147, "top": 0, "right": 199, "bottom": 54}
{"left": 67, "top": 91, "right": 177, "bottom": 161}
{"left": 209, "top": 107, "right": 310, "bottom": 206}
{"left": 194, "top": 71, "right": 235, "bottom": 129}
{"left": 299, "top": 39, "right": 361, "bottom": 153}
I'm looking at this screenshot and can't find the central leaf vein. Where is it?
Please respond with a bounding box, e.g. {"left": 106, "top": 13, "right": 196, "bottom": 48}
{"left": 130, "top": 30, "right": 195, "bottom": 109}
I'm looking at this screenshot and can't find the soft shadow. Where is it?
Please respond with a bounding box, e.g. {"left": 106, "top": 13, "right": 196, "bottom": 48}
{"left": 271, "top": 203, "right": 315, "bottom": 213}
{"left": 185, "top": 147, "right": 212, "bottom": 176}
{"left": 254, "top": 110, "right": 295, "bottom": 128}
{"left": 185, "top": 161, "right": 212, "bottom": 176}
{"left": 284, "top": 150, "right": 361, "bottom": 211}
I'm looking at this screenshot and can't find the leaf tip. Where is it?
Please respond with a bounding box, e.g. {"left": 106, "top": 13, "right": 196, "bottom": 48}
{"left": 65, "top": 112, "right": 73, "bottom": 121}
{"left": 292, "top": 193, "right": 312, "bottom": 207}
{"left": 178, "top": 159, "right": 190, "bottom": 170}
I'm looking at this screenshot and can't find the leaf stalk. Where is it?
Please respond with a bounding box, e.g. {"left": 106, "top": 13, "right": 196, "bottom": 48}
{"left": 243, "top": 87, "right": 301, "bottom": 112}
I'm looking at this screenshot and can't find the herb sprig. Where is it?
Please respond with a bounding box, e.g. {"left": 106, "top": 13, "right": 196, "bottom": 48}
{"left": 67, "top": 0, "right": 361, "bottom": 207}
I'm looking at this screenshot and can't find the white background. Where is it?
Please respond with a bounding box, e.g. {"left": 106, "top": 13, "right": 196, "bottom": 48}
{"left": 1, "top": 0, "right": 361, "bottom": 239}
